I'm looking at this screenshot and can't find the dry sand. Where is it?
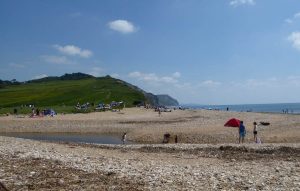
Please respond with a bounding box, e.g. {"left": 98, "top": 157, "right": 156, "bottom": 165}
{"left": 0, "top": 108, "right": 299, "bottom": 143}
{"left": 0, "top": 108, "right": 299, "bottom": 190}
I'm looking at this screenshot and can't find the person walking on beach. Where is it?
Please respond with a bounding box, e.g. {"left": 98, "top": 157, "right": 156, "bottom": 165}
{"left": 122, "top": 133, "right": 127, "bottom": 144}
{"left": 239, "top": 121, "right": 246, "bottom": 144}
{"left": 253, "top": 122, "right": 258, "bottom": 142}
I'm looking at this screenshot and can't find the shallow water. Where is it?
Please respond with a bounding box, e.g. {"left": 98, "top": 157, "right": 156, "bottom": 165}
{"left": 185, "top": 102, "right": 300, "bottom": 113}
{"left": 0, "top": 132, "right": 131, "bottom": 144}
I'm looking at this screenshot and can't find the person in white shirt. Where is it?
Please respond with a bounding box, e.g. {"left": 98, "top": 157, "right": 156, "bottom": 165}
{"left": 122, "top": 133, "right": 127, "bottom": 144}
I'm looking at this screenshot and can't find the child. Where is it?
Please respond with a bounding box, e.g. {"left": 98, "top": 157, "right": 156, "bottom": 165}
{"left": 253, "top": 122, "right": 258, "bottom": 142}
{"left": 256, "top": 137, "right": 262, "bottom": 144}
{"left": 122, "top": 133, "right": 127, "bottom": 144}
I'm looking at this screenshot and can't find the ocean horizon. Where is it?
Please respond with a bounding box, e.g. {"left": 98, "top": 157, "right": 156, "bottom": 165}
{"left": 182, "top": 102, "right": 300, "bottom": 114}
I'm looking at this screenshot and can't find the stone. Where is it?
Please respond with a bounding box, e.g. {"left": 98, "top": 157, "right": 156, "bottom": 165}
{"left": 58, "top": 179, "right": 64, "bottom": 185}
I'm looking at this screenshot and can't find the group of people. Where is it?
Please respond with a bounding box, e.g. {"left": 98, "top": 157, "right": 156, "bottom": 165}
{"left": 239, "top": 121, "right": 260, "bottom": 144}
{"left": 31, "top": 108, "right": 40, "bottom": 116}
{"left": 122, "top": 121, "right": 260, "bottom": 145}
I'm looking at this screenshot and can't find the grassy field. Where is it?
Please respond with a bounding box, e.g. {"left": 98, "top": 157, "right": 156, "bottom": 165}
{"left": 0, "top": 76, "right": 146, "bottom": 114}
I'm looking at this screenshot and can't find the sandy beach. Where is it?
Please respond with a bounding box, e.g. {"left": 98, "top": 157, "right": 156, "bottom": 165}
{"left": 0, "top": 108, "right": 299, "bottom": 144}
{"left": 0, "top": 108, "right": 299, "bottom": 190}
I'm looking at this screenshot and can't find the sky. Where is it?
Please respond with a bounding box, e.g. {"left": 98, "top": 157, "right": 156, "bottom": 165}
{"left": 1, "top": 0, "right": 300, "bottom": 105}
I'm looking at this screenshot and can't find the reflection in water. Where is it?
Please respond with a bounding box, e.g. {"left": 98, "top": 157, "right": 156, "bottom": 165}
{"left": 0, "top": 133, "right": 131, "bottom": 144}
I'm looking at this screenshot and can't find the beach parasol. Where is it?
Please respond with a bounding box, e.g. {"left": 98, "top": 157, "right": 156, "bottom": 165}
{"left": 224, "top": 118, "right": 240, "bottom": 127}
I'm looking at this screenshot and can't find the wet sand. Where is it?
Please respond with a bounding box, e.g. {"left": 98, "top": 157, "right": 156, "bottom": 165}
{"left": 0, "top": 108, "right": 299, "bottom": 144}
{"left": 0, "top": 108, "right": 300, "bottom": 190}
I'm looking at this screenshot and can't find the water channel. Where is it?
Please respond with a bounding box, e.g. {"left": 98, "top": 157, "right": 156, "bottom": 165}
{"left": 0, "top": 132, "right": 132, "bottom": 144}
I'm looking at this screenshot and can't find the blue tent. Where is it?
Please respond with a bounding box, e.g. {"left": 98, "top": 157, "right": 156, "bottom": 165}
{"left": 43, "top": 109, "right": 56, "bottom": 116}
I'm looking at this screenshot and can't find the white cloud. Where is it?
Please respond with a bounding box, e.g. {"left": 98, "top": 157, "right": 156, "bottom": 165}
{"left": 245, "top": 78, "right": 278, "bottom": 87}
{"left": 33, "top": 74, "right": 48, "bottom": 80}
{"left": 287, "top": 75, "right": 300, "bottom": 86}
{"left": 288, "top": 32, "right": 300, "bottom": 51}
{"left": 174, "top": 82, "right": 191, "bottom": 89}
{"left": 41, "top": 55, "right": 71, "bottom": 64}
{"left": 294, "top": 12, "right": 300, "bottom": 18}
{"left": 9, "top": 62, "right": 25, "bottom": 68}
{"left": 128, "top": 71, "right": 142, "bottom": 78}
{"left": 108, "top": 20, "right": 137, "bottom": 34}
{"left": 285, "top": 19, "right": 293, "bottom": 24}
{"left": 229, "top": 0, "right": 255, "bottom": 7}
{"left": 125, "top": 73, "right": 300, "bottom": 104}
{"left": 284, "top": 11, "right": 300, "bottom": 24}
{"left": 161, "top": 76, "right": 178, "bottom": 83}
{"left": 111, "top": 73, "right": 120, "bottom": 78}
{"left": 172, "top": 72, "right": 181, "bottom": 78}
{"left": 88, "top": 67, "right": 103, "bottom": 77}
{"left": 199, "top": 80, "right": 221, "bottom": 87}
{"left": 128, "top": 71, "right": 179, "bottom": 84}
{"left": 53, "top": 44, "right": 93, "bottom": 58}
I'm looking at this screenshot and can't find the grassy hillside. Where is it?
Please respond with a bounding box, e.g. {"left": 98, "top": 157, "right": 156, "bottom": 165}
{"left": 0, "top": 76, "right": 146, "bottom": 109}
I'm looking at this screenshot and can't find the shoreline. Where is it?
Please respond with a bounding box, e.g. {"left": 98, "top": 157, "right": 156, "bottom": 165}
{"left": 0, "top": 108, "right": 300, "bottom": 144}
{"left": 1, "top": 108, "right": 299, "bottom": 190}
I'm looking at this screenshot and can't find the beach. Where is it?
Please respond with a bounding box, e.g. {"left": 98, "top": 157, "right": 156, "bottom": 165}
{"left": 0, "top": 108, "right": 299, "bottom": 190}
{"left": 0, "top": 108, "right": 299, "bottom": 144}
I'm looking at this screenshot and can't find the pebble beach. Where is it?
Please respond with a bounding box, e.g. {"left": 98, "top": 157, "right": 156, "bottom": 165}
{"left": 0, "top": 108, "right": 299, "bottom": 190}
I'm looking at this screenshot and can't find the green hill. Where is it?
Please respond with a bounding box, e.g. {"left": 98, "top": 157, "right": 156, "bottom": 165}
{"left": 0, "top": 74, "right": 146, "bottom": 108}
{"left": 156, "top": 94, "right": 179, "bottom": 106}
{"left": 0, "top": 73, "right": 179, "bottom": 114}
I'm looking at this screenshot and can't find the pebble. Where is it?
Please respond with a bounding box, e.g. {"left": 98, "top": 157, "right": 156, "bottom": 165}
{"left": 0, "top": 136, "right": 299, "bottom": 190}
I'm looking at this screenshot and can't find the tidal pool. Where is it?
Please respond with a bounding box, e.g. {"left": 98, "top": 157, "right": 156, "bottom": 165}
{"left": 0, "top": 132, "right": 131, "bottom": 144}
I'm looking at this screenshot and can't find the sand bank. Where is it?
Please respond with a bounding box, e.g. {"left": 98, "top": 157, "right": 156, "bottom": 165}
{"left": 1, "top": 108, "right": 299, "bottom": 190}
{"left": 0, "top": 108, "right": 299, "bottom": 144}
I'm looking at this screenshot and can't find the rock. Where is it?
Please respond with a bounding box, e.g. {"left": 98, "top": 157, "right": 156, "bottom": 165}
{"left": 58, "top": 179, "right": 64, "bottom": 185}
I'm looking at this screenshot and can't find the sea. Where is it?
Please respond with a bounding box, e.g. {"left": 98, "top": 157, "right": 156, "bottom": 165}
{"left": 182, "top": 103, "right": 300, "bottom": 114}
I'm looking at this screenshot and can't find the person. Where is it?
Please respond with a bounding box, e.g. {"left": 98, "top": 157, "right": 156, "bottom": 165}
{"left": 158, "top": 108, "right": 161, "bottom": 117}
{"left": 256, "top": 137, "right": 262, "bottom": 144}
{"left": 163, "top": 133, "right": 170, "bottom": 143}
{"left": 31, "top": 108, "right": 35, "bottom": 117}
{"left": 122, "top": 133, "right": 127, "bottom": 144}
{"left": 253, "top": 122, "right": 258, "bottom": 142}
{"left": 239, "top": 121, "right": 246, "bottom": 144}
{"left": 13, "top": 108, "right": 18, "bottom": 115}
{"left": 175, "top": 135, "right": 178, "bottom": 143}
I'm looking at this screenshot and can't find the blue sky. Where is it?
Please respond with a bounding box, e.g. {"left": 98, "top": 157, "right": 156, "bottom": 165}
{"left": 1, "top": 0, "right": 300, "bottom": 105}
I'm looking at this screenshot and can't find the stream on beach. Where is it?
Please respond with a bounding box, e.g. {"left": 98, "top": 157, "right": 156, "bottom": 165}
{"left": 0, "top": 132, "right": 132, "bottom": 144}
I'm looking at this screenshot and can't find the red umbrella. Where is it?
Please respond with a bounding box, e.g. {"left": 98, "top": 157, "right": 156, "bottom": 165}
{"left": 224, "top": 118, "right": 240, "bottom": 127}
